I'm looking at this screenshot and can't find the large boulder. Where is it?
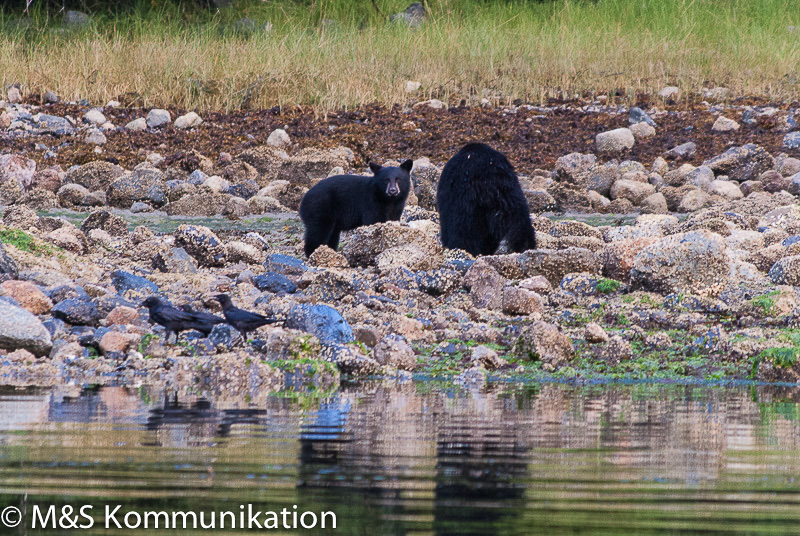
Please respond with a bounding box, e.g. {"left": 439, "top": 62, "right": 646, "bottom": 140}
{"left": 107, "top": 169, "right": 167, "bottom": 208}
{"left": 630, "top": 231, "right": 729, "bottom": 296}
{"left": 703, "top": 144, "right": 774, "bottom": 182}
{"left": 79, "top": 209, "right": 128, "bottom": 237}
{"left": 516, "top": 248, "right": 601, "bottom": 286}
{"left": 768, "top": 256, "right": 800, "bottom": 286}
{"left": 0, "top": 300, "right": 53, "bottom": 356}
{"left": 174, "top": 225, "right": 227, "bottom": 267}
{"left": 514, "top": 321, "right": 574, "bottom": 366}
{"left": 341, "top": 222, "right": 442, "bottom": 267}
{"left": 0, "top": 154, "right": 36, "bottom": 190}
{"left": 285, "top": 303, "right": 354, "bottom": 344}
{"left": 65, "top": 160, "right": 124, "bottom": 191}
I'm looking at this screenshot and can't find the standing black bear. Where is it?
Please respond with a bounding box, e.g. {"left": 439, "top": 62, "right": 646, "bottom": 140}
{"left": 437, "top": 143, "right": 536, "bottom": 256}
{"left": 299, "top": 160, "right": 413, "bottom": 257}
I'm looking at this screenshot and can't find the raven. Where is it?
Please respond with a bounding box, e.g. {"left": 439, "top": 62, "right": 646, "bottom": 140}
{"left": 142, "top": 296, "right": 200, "bottom": 343}
{"left": 178, "top": 304, "right": 226, "bottom": 336}
{"left": 213, "top": 294, "right": 279, "bottom": 341}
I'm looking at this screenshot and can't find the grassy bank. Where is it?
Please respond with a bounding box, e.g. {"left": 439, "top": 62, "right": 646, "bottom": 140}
{"left": 1, "top": 0, "right": 799, "bottom": 112}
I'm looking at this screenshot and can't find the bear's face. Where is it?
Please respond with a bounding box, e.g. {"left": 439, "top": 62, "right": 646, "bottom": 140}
{"left": 369, "top": 159, "right": 413, "bottom": 198}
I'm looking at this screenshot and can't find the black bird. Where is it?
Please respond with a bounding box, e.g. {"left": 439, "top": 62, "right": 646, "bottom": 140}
{"left": 178, "top": 304, "right": 226, "bottom": 336}
{"left": 142, "top": 296, "right": 201, "bottom": 343}
{"left": 213, "top": 294, "right": 279, "bottom": 341}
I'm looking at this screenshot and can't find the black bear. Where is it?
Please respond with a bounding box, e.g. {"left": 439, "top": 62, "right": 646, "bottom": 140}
{"left": 299, "top": 160, "right": 413, "bottom": 257}
{"left": 437, "top": 142, "right": 536, "bottom": 256}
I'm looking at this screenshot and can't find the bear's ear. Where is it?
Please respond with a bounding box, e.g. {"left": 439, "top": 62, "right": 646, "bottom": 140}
{"left": 400, "top": 159, "right": 413, "bottom": 172}
{"left": 368, "top": 162, "right": 382, "bottom": 175}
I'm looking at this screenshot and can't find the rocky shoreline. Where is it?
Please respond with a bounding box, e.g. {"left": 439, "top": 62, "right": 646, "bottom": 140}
{"left": 2, "top": 94, "right": 800, "bottom": 394}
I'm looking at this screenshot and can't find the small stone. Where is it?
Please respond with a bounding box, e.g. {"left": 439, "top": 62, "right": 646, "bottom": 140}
{"left": 413, "top": 99, "right": 446, "bottom": 110}
{"left": 630, "top": 122, "right": 656, "bottom": 140}
{"left": 372, "top": 334, "right": 416, "bottom": 371}
{"left": 658, "top": 86, "right": 680, "bottom": 99}
{"left": 106, "top": 305, "right": 140, "bottom": 325}
{"left": 405, "top": 81, "right": 421, "bottom": 93}
{"left": 64, "top": 10, "right": 90, "bottom": 27}
{"left": 83, "top": 109, "right": 106, "bottom": 125}
{"left": 43, "top": 91, "right": 58, "bottom": 104}
{"left": 99, "top": 332, "right": 139, "bottom": 355}
{"left": 152, "top": 248, "right": 198, "bottom": 274}
{"left": 784, "top": 132, "right": 800, "bottom": 150}
{"left": 0, "top": 281, "right": 53, "bottom": 315}
{"left": 470, "top": 345, "right": 507, "bottom": 370}
{"left": 584, "top": 322, "right": 609, "bottom": 344}
{"left": 174, "top": 111, "right": 202, "bottom": 129}
{"left": 84, "top": 128, "right": 106, "bottom": 145}
{"left": 596, "top": 128, "right": 635, "bottom": 152}
{"left": 664, "top": 142, "right": 696, "bottom": 161}
{"left": 628, "top": 107, "right": 656, "bottom": 127}
{"left": 501, "top": 286, "right": 543, "bottom": 316}
{"left": 125, "top": 118, "right": 147, "bottom": 131}
{"left": 7, "top": 87, "right": 22, "bottom": 104}
{"left": 267, "top": 128, "right": 291, "bottom": 148}
{"left": 146, "top": 109, "right": 171, "bottom": 128}
{"left": 712, "top": 115, "right": 740, "bottom": 132}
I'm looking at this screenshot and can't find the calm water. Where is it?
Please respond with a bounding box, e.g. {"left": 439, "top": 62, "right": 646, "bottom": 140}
{"left": 3, "top": 381, "right": 800, "bottom": 535}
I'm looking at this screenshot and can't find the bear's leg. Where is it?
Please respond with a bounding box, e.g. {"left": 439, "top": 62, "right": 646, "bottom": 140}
{"left": 326, "top": 229, "right": 342, "bottom": 252}
{"left": 502, "top": 208, "right": 537, "bottom": 253}
{"left": 304, "top": 224, "right": 334, "bottom": 257}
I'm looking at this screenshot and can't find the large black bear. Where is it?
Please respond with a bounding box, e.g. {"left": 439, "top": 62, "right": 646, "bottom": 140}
{"left": 437, "top": 143, "right": 536, "bottom": 256}
{"left": 299, "top": 160, "right": 413, "bottom": 257}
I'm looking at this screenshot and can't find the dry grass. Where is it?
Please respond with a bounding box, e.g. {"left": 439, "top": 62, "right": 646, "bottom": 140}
{"left": 1, "top": 0, "right": 799, "bottom": 112}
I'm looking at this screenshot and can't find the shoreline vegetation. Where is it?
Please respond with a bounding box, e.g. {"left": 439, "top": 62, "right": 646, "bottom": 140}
{"left": 1, "top": 0, "right": 799, "bottom": 113}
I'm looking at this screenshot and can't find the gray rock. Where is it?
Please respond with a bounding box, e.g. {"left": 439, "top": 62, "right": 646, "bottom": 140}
{"left": 129, "top": 201, "right": 153, "bottom": 213}
{"left": 264, "top": 254, "right": 306, "bottom": 275}
{"left": 0, "top": 242, "right": 19, "bottom": 279}
{"left": 35, "top": 114, "right": 74, "bottom": 136}
{"left": 174, "top": 225, "right": 227, "bottom": 267}
{"left": 629, "top": 107, "right": 656, "bottom": 127}
{"left": 43, "top": 91, "right": 58, "bottom": 104}
{"left": 152, "top": 248, "right": 198, "bottom": 274}
{"left": 208, "top": 323, "right": 243, "bottom": 349}
{"left": 64, "top": 10, "right": 90, "bottom": 27}
{"left": 111, "top": 270, "right": 158, "bottom": 296}
{"left": 84, "top": 128, "right": 106, "bottom": 145}
{"left": 252, "top": 272, "right": 297, "bottom": 294}
{"left": 686, "top": 166, "right": 715, "bottom": 189}
{"left": 0, "top": 300, "right": 52, "bottom": 356}
{"left": 80, "top": 209, "right": 128, "bottom": 236}
{"left": 66, "top": 160, "right": 124, "bottom": 191}
{"left": 596, "top": 128, "right": 635, "bottom": 152}
{"left": 703, "top": 144, "right": 774, "bottom": 182}
{"left": 517, "top": 248, "right": 601, "bottom": 286}
{"left": 768, "top": 256, "right": 800, "bottom": 285}
{"left": 372, "top": 334, "right": 415, "bottom": 370}
{"left": 107, "top": 169, "right": 167, "bottom": 208}
{"left": 286, "top": 303, "right": 354, "bottom": 344}
{"left": 52, "top": 298, "right": 100, "bottom": 326}
{"left": 146, "top": 109, "right": 171, "bottom": 128}
{"left": 389, "top": 2, "right": 426, "bottom": 27}
{"left": 784, "top": 132, "right": 800, "bottom": 150}
{"left": 664, "top": 141, "right": 696, "bottom": 161}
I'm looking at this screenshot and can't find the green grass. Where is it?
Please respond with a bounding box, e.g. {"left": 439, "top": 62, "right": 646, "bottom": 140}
{"left": 2, "top": 0, "right": 799, "bottom": 112}
{"left": 0, "top": 227, "right": 56, "bottom": 256}
{"left": 595, "top": 278, "right": 622, "bottom": 294}
{"left": 750, "top": 290, "right": 781, "bottom": 316}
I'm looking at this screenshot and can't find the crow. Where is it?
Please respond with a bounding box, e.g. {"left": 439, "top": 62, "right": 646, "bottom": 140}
{"left": 213, "top": 294, "right": 280, "bottom": 341}
{"left": 142, "top": 296, "right": 202, "bottom": 343}
{"left": 178, "top": 304, "right": 226, "bottom": 336}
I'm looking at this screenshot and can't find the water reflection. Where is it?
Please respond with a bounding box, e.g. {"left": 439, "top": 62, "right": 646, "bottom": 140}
{"left": 2, "top": 382, "right": 800, "bottom": 534}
